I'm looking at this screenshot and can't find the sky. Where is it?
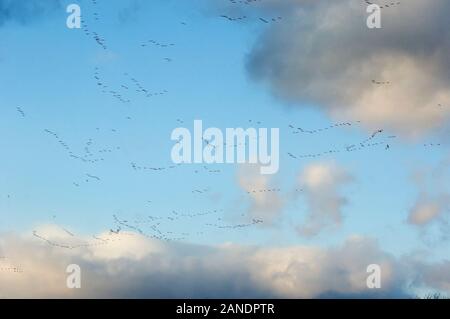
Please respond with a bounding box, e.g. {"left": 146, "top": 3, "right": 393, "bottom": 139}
{"left": 0, "top": 0, "right": 449, "bottom": 298}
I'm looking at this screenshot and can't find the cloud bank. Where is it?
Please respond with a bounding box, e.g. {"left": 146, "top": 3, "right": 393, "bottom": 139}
{"left": 1, "top": 225, "right": 449, "bottom": 298}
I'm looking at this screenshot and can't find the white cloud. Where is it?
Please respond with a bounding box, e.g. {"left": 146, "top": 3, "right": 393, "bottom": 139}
{"left": 297, "top": 162, "right": 353, "bottom": 237}
{"left": 408, "top": 196, "right": 449, "bottom": 226}
{"left": 237, "top": 164, "right": 285, "bottom": 223}
{"left": 407, "top": 156, "right": 450, "bottom": 228}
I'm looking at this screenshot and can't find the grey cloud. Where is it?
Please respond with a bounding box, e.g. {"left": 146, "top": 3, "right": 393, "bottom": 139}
{"left": 0, "top": 227, "right": 429, "bottom": 298}
{"left": 417, "top": 260, "right": 450, "bottom": 293}
{"left": 242, "top": 0, "right": 450, "bottom": 138}
{"left": 297, "top": 162, "right": 353, "bottom": 237}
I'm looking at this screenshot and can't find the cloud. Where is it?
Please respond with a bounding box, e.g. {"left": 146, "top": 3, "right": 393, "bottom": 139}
{"left": 408, "top": 156, "right": 450, "bottom": 227}
{"left": 297, "top": 162, "right": 353, "bottom": 237}
{"left": 0, "top": 0, "right": 61, "bottom": 27}
{"left": 243, "top": 0, "right": 450, "bottom": 138}
{"left": 0, "top": 227, "right": 429, "bottom": 298}
{"left": 416, "top": 260, "right": 450, "bottom": 293}
{"left": 408, "top": 195, "right": 450, "bottom": 226}
{"left": 237, "top": 164, "right": 285, "bottom": 223}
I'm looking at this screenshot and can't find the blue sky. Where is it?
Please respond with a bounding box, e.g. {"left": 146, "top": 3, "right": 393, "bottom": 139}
{"left": 0, "top": 0, "right": 449, "bottom": 298}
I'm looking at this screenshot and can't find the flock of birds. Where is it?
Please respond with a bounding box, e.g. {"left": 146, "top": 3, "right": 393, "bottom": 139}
{"left": 30, "top": 114, "right": 430, "bottom": 249}
{"left": 0, "top": 257, "right": 23, "bottom": 274}
{"left": 111, "top": 209, "right": 267, "bottom": 238}
{"left": 364, "top": 0, "right": 402, "bottom": 9}
{"left": 287, "top": 127, "right": 398, "bottom": 160}
{"left": 140, "top": 39, "right": 175, "bottom": 49}
{"left": 372, "top": 80, "right": 391, "bottom": 85}
{"left": 220, "top": 14, "right": 283, "bottom": 24}
{"left": 246, "top": 188, "right": 303, "bottom": 195}
{"left": 1, "top": 0, "right": 447, "bottom": 267}
{"left": 32, "top": 229, "right": 126, "bottom": 250}
{"left": 131, "top": 162, "right": 222, "bottom": 175}
{"left": 29, "top": 207, "right": 263, "bottom": 247}
{"left": 93, "top": 68, "right": 170, "bottom": 104}
{"left": 44, "top": 128, "right": 121, "bottom": 165}
{"left": 80, "top": 0, "right": 107, "bottom": 50}
{"left": 289, "top": 121, "right": 361, "bottom": 135}
{"left": 220, "top": 0, "right": 283, "bottom": 24}
{"left": 16, "top": 107, "right": 25, "bottom": 118}
{"left": 93, "top": 68, "right": 130, "bottom": 104}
